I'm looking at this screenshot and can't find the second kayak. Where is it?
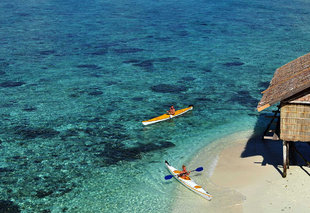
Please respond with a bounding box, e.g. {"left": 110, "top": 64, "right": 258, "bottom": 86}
{"left": 142, "top": 105, "right": 193, "bottom": 126}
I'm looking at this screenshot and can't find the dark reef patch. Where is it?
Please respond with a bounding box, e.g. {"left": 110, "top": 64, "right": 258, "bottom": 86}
{"left": 151, "top": 84, "right": 188, "bottom": 93}
{"left": 229, "top": 90, "right": 258, "bottom": 108}
{"left": 156, "top": 37, "right": 172, "bottom": 42}
{"left": 181, "top": 76, "right": 196, "bottom": 81}
{"left": 90, "top": 49, "right": 107, "bottom": 55}
{"left": 113, "top": 48, "right": 144, "bottom": 54}
{"left": 223, "top": 62, "right": 244, "bottom": 67}
{"left": 98, "top": 141, "right": 175, "bottom": 165}
{"left": 123, "top": 59, "right": 140, "bottom": 64}
{"left": 0, "top": 62, "right": 10, "bottom": 67}
{"left": 202, "top": 68, "right": 212, "bottom": 73}
{"left": 123, "top": 57, "right": 177, "bottom": 71}
{"left": 88, "top": 91, "right": 103, "bottom": 96}
{"left": 35, "top": 189, "right": 54, "bottom": 198}
{"left": 34, "top": 179, "right": 76, "bottom": 199}
{"left": 132, "top": 60, "right": 154, "bottom": 70}
{"left": 0, "top": 81, "right": 25, "bottom": 88}
{"left": 0, "top": 167, "right": 14, "bottom": 173}
{"left": 132, "top": 97, "right": 144, "bottom": 101}
{"left": 22, "top": 106, "right": 37, "bottom": 112}
{"left": 195, "top": 97, "right": 212, "bottom": 102}
{"left": 0, "top": 200, "right": 20, "bottom": 213}
{"left": 157, "top": 57, "right": 178, "bottom": 62}
{"left": 105, "top": 81, "right": 118, "bottom": 86}
{"left": 14, "top": 126, "right": 59, "bottom": 139}
{"left": 68, "top": 93, "right": 79, "bottom": 98}
{"left": 39, "top": 50, "right": 55, "bottom": 56}
{"left": 17, "top": 12, "right": 30, "bottom": 17}
{"left": 57, "top": 185, "right": 74, "bottom": 196}
{"left": 88, "top": 117, "right": 102, "bottom": 123}
{"left": 76, "top": 64, "right": 101, "bottom": 70}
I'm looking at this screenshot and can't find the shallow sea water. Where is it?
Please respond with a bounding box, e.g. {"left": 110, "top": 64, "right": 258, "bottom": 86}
{"left": 1, "top": 0, "right": 310, "bottom": 212}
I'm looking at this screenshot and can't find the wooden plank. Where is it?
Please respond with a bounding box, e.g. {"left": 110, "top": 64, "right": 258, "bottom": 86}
{"left": 263, "top": 136, "right": 274, "bottom": 140}
{"left": 263, "top": 134, "right": 280, "bottom": 140}
{"left": 257, "top": 104, "right": 270, "bottom": 112}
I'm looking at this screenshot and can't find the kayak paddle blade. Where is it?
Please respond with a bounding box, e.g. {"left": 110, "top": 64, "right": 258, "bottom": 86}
{"left": 164, "top": 175, "right": 173, "bottom": 180}
{"left": 195, "top": 167, "right": 203, "bottom": 172}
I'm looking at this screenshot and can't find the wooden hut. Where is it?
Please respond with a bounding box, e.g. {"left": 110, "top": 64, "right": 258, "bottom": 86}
{"left": 257, "top": 52, "right": 310, "bottom": 177}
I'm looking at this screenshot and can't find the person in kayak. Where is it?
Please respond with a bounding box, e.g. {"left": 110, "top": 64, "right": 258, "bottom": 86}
{"left": 178, "top": 165, "right": 190, "bottom": 178}
{"left": 167, "top": 105, "right": 175, "bottom": 115}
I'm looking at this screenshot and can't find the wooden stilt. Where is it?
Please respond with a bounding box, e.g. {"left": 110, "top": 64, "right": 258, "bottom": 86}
{"left": 283, "top": 141, "right": 287, "bottom": 178}
{"left": 287, "top": 142, "right": 290, "bottom": 169}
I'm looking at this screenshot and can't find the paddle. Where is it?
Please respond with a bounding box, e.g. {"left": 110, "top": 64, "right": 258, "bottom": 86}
{"left": 164, "top": 167, "right": 204, "bottom": 180}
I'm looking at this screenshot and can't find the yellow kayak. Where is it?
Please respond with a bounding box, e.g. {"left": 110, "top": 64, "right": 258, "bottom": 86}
{"left": 142, "top": 105, "right": 193, "bottom": 126}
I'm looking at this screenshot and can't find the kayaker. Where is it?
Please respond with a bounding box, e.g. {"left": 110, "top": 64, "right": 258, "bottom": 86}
{"left": 178, "top": 165, "right": 190, "bottom": 177}
{"left": 167, "top": 106, "right": 175, "bottom": 115}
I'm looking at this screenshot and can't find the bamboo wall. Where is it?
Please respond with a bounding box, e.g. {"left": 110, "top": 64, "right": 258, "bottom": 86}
{"left": 280, "top": 103, "right": 310, "bottom": 142}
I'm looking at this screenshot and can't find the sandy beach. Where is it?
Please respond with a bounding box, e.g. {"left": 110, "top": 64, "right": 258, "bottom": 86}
{"left": 172, "top": 130, "right": 310, "bottom": 213}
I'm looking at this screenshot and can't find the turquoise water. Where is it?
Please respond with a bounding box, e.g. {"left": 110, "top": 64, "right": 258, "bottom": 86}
{"left": 1, "top": 0, "right": 310, "bottom": 212}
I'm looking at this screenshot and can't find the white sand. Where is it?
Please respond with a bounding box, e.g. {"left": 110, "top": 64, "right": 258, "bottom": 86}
{"left": 172, "top": 130, "right": 310, "bottom": 213}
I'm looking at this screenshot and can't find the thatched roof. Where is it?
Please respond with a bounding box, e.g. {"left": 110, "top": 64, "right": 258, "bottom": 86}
{"left": 257, "top": 53, "right": 310, "bottom": 111}
{"left": 289, "top": 93, "right": 310, "bottom": 103}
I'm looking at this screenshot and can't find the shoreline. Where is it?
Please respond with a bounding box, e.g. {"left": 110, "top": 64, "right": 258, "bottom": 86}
{"left": 171, "top": 130, "right": 310, "bottom": 212}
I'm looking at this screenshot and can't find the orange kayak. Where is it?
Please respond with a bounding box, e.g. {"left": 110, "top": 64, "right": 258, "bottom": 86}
{"left": 142, "top": 105, "right": 193, "bottom": 126}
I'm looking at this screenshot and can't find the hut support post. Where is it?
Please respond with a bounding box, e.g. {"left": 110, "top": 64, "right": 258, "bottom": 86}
{"left": 282, "top": 141, "right": 289, "bottom": 178}
{"left": 287, "top": 142, "right": 290, "bottom": 169}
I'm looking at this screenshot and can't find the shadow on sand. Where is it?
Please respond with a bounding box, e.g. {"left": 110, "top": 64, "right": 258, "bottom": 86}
{"left": 241, "top": 113, "right": 310, "bottom": 177}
